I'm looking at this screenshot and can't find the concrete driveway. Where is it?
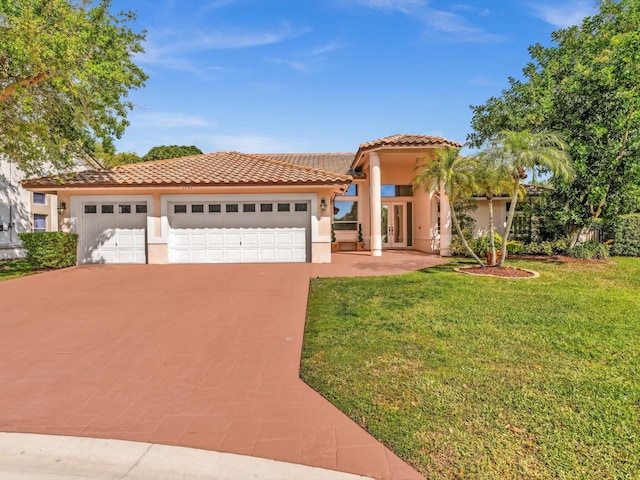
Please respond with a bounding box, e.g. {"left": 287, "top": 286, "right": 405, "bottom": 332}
{"left": 0, "top": 264, "right": 424, "bottom": 480}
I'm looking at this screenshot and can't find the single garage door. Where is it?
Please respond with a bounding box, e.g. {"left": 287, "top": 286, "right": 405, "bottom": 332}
{"left": 169, "top": 200, "right": 310, "bottom": 263}
{"left": 80, "top": 202, "right": 147, "bottom": 264}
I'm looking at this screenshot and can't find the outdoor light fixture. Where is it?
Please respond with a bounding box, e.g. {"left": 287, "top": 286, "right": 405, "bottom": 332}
{"left": 320, "top": 198, "right": 327, "bottom": 212}
{"left": 57, "top": 201, "right": 66, "bottom": 216}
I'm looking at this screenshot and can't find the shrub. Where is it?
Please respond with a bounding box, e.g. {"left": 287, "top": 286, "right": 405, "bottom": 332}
{"left": 506, "top": 240, "right": 523, "bottom": 255}
{"left": 611, "top": 214, "right": 640, "bottom": 256}
{"left": 18, "top": 232, "right": 78, "bottom": 269}
{"left": 523, "top": 241, "right": 554, "bottom": 256}
{"left": 552, "top": 238, "right": 569, "bottom": 255}
{"left": 567, "top": 240, "right": 610, "bottom": 260}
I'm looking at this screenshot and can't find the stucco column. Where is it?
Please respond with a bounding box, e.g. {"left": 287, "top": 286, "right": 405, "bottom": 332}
{"left": 369, "top": 152, "right": 382, "bottom": 257}
{"left": 439, "top": 182, "right": 452, "bottom": 256}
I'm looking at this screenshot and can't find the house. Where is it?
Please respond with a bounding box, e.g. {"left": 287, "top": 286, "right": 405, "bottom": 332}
{"left": 1, "top": 157, "right": 101, "bottom": 260}
{"left": 22, "top": 134, "right": 470, "bottom": 264}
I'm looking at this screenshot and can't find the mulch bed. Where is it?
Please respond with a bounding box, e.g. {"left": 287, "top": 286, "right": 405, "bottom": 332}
{"left": 455, "top": 265, "right": 539, "bottom": 278}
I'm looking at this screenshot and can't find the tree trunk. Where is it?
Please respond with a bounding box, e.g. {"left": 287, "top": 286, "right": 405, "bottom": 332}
{"left": 499, "top": 182, "right": 520, "bottom": 267}
{"left": 451, "top": 202, "right": 484, "bottom": 266}
{"left": 488, "top": 197, "right": 496, "bottom": 265}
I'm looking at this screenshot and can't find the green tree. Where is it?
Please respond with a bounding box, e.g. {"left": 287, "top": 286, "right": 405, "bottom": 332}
{"left": 0, "top": 0, "right": 147, "bottom": 176}
{"left": 468, "top": 0, "right": 640, "bottom": 243}
{"left": 414, "top": 147, "right": 483, "bottom": 266}
{"left": 481, "top": 130, "right": 573, "bottom": 266}
{"left": 142, "top": 145, "right": 203, "bottom": 162}
{"left": 100, "top": 151, "right": 143, "bottom": 168}
{"left": 473, "top": 153, "right": 514, "bottom": 265}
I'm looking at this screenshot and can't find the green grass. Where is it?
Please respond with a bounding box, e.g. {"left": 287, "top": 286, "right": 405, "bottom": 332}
{"left": 0, "top": 258, "right": 40, "bottom": 281}
{"left": 301, "top": 258, "right": 640, "bottom": 479}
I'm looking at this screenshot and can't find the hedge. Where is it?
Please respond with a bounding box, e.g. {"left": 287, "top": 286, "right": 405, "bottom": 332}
{"left": 18, "top": 232, "right": 78, "bottom": 269}
{"left": 611, "top": 214, "right": 640, "bottom": 257}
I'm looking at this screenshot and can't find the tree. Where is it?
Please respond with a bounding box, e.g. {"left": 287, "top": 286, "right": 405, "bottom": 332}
{"left": 481, "top": 130, "right": 573, "bottom": 266}
{"left": 473, "top": 153, "right": 514, "bottom": 265}
{"left": 468, "top": 0, "right": 640, "bottom": 243}
{"left": 0, "top": 0, "right": 147, "bottom": 176}
{"left": 142, "top": 145, "right": 203, "bottom": 162}
{"left": 414, "top": 147, "right": 484, "bottom": 266}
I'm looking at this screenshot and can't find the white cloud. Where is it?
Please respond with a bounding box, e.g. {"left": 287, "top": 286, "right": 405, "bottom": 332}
{"left": 267, "top": 57, "right": 308, "bottom": 72}
{"left": 206, "top": 134, "right": 305, "bottom": 153}
{"left": 138, "top": 23, "right": 311, "bottom": 70}
{"left": 130, "top": 112, "right": 213, "bottom": 129}
{"left": 527, "top": 1, "right": 596, "bottom": 28}
{"left": 353, "top": 0, "right": 503, "bottom": 42}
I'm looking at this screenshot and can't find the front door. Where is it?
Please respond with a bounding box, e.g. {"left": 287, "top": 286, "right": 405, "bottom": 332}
{"left": 381, "top": 202, "right": 408, "bottom": 248}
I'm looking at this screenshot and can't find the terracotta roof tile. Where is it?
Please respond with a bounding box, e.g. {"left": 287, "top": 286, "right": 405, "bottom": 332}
{"left": 22, "top": 151, "right": 352, "bottom": 189}
{"left": 357, "top": 134, "right": 462, "bottom": 154}
{"left": 254, "top": 153, "right": 354, "bottom": 176}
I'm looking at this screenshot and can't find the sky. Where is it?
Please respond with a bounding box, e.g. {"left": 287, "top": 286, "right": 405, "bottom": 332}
{"left": 110, "top": 0, "right": 599, "bottom": 156}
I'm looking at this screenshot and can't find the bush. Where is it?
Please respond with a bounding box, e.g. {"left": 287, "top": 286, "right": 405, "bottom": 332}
{"left": 611, "top": 214, "right": 640, "bottom": 256}
{"left": 506, "top": 240, "right": 523, "bottom": 255}
{"left": 567, "top": 240, "right": 610, "bottom": 260}
{"left": 18, "top": 232, "right": 78, "bottom": 269}
{"left": 523, "top": 241, "right": 554, "bottom": 256}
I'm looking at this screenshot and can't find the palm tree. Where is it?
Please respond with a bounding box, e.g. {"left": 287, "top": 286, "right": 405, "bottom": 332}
{"left": 414, "top": 147, "right": 484, "bottom": 266}
{"left": 482, "top": 130, "right": 574, "bottom": 266}
{"left": 473, "top": 154, "right": 515, "bottom": 265}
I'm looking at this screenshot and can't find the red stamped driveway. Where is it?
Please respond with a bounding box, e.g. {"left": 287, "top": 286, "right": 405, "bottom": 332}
{"left": 0, "top": 264, "right": 424, "bottom": 480}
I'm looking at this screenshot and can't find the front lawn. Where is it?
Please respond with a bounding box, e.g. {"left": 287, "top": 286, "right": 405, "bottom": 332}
{"left": 0, "top": 259, "right": 40, "bottom": 281}
{"left": 301, "top": 258, "right": 640, "bottom": 479}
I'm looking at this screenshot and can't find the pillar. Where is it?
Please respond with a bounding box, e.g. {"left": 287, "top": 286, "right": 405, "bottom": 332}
{"left": 370, "top": 152, "right": 382, "bottom": 256}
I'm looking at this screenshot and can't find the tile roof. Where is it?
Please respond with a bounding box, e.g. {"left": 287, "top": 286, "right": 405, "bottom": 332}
{"left": 22, "top": 151, "right": 352, "bottom": 189}
{"left": 357, "top": 134, "right": 462, "bottom": 155}
{"left": 254, "top": 153, "right": 355, "bottom": 176}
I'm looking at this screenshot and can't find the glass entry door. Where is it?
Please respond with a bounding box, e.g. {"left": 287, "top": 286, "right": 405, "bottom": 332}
{"left": 381, "top": 202, "right": 408, "bottom": 248}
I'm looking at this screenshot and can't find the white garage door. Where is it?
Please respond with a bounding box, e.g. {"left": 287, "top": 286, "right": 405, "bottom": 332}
{"left": 80, "top": 203, "right": 147, "bottom": 264}
{"left": 169, "top": 200, "right": 310, "bottom": 263}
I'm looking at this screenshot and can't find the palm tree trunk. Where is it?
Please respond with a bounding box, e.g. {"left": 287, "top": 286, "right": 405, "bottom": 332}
{"left": 451, "top": 202, "right": 484, "bottom": 266}
{"left": 488, "top": 197, "right": 496, "bottom": 265}
{"left": 499, "top": 182, "right": 520, "bottom": 267}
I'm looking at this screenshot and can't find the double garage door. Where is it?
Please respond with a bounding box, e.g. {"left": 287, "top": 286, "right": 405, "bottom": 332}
{"left": 168, "top": 200, "right": 310, "bottom": 263}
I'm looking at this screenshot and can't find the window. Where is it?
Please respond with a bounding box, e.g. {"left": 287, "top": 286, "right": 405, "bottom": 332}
{"left": 294, "top": 203, "right": 308, "bottom": 212}
{"left": 101, "top": 205, "right": 114, "bottom": 214}
{"left": 381, "top": 185, "right": 413, "bottom": 197}
{"left": 226, "top": 204, "right": 239, "bottom": 213}
{"left": 84, "top": 205, "right": 97, "bottom": 214}
{"left": 191, "top": 204, "right": 204, "bottom": 213}
{"left": 33, "top": 192, "right": 46, "bottom": 204}
{"left": 340, "top": 184, "right": 357, "bottom": 196}
{"left": 333, "top": 201, "right": 358, "bottom": 230}
{"left": 119, "top": 204, "right": 131, "bottom": 214}
{"left": 260, "top": 203, "right": 273, "bottom": 212}
{"left": 136, "top": 204, "right": 147, "bottom": 214}
{"left": 277, "top": 203, "right": 290, "bottom": 212}
{"left": 33, "top": 214, "right": 46, "bottom": 232}
{"left": 209, "top": 204, "right": 221, "bottom": 213}
{"left": 243, "top": 203, "right": 256, "bottom": 213}
{"left": 174, "top": 205, "right": 187, "bottom": 214}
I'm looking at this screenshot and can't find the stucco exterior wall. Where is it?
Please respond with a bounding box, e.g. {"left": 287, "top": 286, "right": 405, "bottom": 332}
{"left": 470, "top": 199, "right": 508, "bottom": 237}
{"left": 0, "top": 161, "right": 30, "bottom": 259}
{"left": 58, "top": 185, "right": 338, "bottom": 264}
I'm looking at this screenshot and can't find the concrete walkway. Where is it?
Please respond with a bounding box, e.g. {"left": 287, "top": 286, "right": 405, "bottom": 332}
{"left": 0, "top": 432, "right": 371, "bottom": 479}
{"left": 0, "top": 251, "right": 443, "bottom": 480}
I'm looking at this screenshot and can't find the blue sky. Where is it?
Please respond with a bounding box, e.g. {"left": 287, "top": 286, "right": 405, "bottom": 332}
{"left": 111, "top": 0, "right": 599, "bottom": 156}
